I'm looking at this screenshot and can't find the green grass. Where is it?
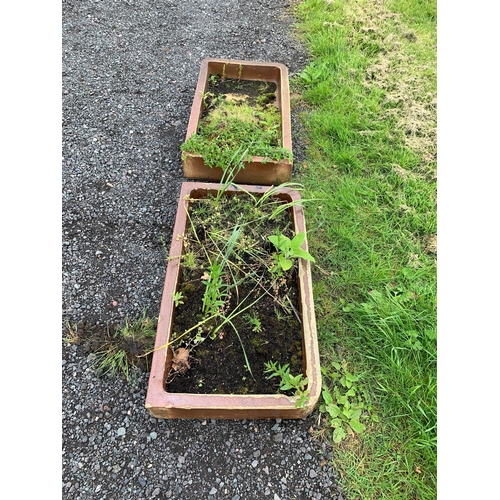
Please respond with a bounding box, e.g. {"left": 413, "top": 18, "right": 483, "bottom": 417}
{"left": 181, "top": 94, "right": 292, "bottom": 171}
{"left": 91, "top": 310, "right": 157, "bottom": 385}
{"left": 291, "top": 0, "right": 436, "bottom": 498}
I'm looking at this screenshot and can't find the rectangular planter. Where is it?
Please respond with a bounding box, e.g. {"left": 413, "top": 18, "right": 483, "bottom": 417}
{"left": 182, "top": 58, "right": 293, "bottom": 185}
{"left": 145, "top": 182, "right": 321, "bottom": 420}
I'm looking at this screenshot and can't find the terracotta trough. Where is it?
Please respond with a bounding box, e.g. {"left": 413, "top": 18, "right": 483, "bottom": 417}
{"left": 145, "top": 182, "right": 321, "bottom": 419}
{"left": 181, "top": 58, "right": 293, "bottom": 185}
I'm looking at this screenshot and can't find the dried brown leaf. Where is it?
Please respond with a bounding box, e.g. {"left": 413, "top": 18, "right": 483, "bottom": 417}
{"left": 172, "top": 348, "right": 190, "bottom": 374}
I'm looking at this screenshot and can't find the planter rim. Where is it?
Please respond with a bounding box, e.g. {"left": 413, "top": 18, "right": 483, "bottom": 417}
{"left": 198, "top": 57, "right": 290, "bottom": 74}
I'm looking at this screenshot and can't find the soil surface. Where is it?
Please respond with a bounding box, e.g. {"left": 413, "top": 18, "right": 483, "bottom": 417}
{"left": 166, "top": 193, "right": 304, "bottom": 395}
{"left": 202, "top": 78, "right": 277, "bottom": 115}
{"left": 62, "top": 0, "right": 345, "bottom": 498}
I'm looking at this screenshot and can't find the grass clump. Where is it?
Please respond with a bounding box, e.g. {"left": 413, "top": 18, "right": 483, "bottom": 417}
{"left": 291, "top": 0, "right": 437, "bottom": 498}
{"left": 92, "top": 311, "right": 157, "bottom": 384}
{"left": 181, "top": 93, "right": 292, "bottom": 173}
{"left": 64, "top": 310, "right": 157, "bottom": 386}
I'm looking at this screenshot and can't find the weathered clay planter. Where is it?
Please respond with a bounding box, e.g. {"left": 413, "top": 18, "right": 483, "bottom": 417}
{"left": 145, "top": 182, "right": 321, "bottom": 419}
{"left": 182, "top": 58, "right": 293, "bottom": 185}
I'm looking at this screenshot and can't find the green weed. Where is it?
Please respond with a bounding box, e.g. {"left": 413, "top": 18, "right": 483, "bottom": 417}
{"left": 319, "top": 361, "right": 379, "bottom": 444}
{"left": 268, "top": 229, "right": 315, "bottom": 275}
{"left": 245, "top": 312, "right": 262, "bottom": 333}
{"left": 264, "top": 360, "right": 310, "bottom": 408}
{"left": 181, "top": 94, "right": 292, "bottom": 172}
{"left": 92, "top": 310, "right": 157, "bottom": 385}
{"left": 172, "top": 291, "right": 185, "bottom": 307}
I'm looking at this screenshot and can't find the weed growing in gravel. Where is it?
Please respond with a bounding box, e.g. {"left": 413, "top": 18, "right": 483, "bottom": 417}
{"left": 63, "top": 321, "right": 81, "bottom": 344}
{"left": 90, "top": 310, "right": 157, "bottom": 385}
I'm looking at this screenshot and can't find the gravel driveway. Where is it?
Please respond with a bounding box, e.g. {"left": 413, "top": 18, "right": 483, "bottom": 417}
{"left": 62, "top": 0, "right": 343, "bottom": 498}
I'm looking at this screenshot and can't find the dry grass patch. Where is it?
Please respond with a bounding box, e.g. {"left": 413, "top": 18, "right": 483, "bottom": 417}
{"left": 347, "top": 0, "right": 437, "bottom": 173}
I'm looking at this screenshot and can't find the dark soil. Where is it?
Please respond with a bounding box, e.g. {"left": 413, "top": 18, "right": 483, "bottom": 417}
{"left": 165, "top": 191, "right": 304, "bottom": 395}
{"left": 201, "top": 76, "right": 277, "bottom": 118}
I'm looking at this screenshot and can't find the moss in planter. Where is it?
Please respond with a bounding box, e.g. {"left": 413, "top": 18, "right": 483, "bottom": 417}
{"left": 165, "top": 192, "right": 306, "bottom": 396}
{"left": 181, "top": 77, "right": 293, "bottom": 172}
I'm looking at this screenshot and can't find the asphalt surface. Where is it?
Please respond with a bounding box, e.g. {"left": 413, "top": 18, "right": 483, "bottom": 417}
{"left": 62, "top": 0, "right": 344, "bottom": 498}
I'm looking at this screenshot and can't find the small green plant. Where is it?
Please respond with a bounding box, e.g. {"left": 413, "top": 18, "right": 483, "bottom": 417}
{"left": 264, "top": 361, "right": 310, "bottom": 408}
{"left": 201, "top": 225, "right": 241, "bottom": 316}
{"left": 200, "top": 90, "right": 213, "bottom": 107}
{"left": 245, "top": 312, "right": 262, "bottom": 333}
{"left": 200, "top": 90, "right": 222, "bottom": 109}
{"left": 256, "top": 92, "right": 276, "bottom": 106}
{"left": 160, "top": 235, "right": 169, "bottom": 258}
{"left": 202, "top": 260, "right": 228, "bottom": 317}
{"left": 173, "top": 291, "right": 185, "bottom": 307}
{"left": 273, "top": 306, "right": 289, "bottom": 322}
{"left": 298, "top": 62, "right": 326, "bottom": 85}
{"left": 319, "top": 362, "right": 379, "bottom": 443}
{"left": 268, "top": 230, "right": 315, "bottom": 275}
{"left": 92, "top": 310, "right": 157, "bottom": 385}
{"left": 182, "top": 251, "right": 197, "bottom": 269}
